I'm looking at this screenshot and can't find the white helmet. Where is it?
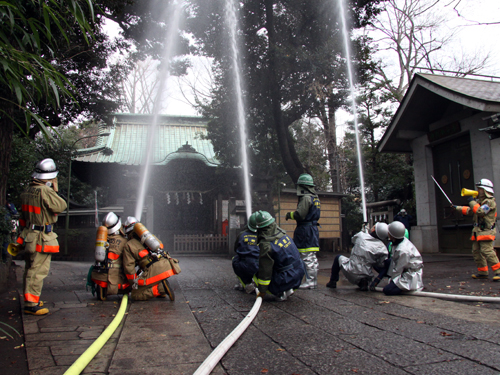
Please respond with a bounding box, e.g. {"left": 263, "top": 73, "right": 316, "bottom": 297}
{"left": 102, "top": 212, "right": 122, "bottom": 235}
{"left": 124, "top": 216, "right": 138, "bottom": 234}
{"left": 476, "top": 179, "right": 494, "bottom": 194}
{"left": 374, "top": 222, "right": 388, "bottom": 240}
{"left": 388, "top": 221, "right": 406, "bottom": 240}
{"left": 32, "top": 158, "right": 59, "bottom": 179}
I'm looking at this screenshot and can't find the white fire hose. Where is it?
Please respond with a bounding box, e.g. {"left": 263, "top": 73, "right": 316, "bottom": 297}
{"left": 193, "top": 289, "right": 263, "bottom": 375}
{"left": 375, "top": 287, "right": 500, "bottom": 302}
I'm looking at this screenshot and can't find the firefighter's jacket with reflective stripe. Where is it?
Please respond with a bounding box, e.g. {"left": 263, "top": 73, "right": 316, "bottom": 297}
{"left": 123, "top": 237, "right": 174, "bottom": 287}
{"left": 91, "top": 231, "right": 130, "bottom": 294}
{"left": 292, "top": 193, "right": 321, "bottom": 251}
{"left": 256, "top": 223, "right": 304, "bottom": 295}
{"left": 456, "top": 196, "right": 497, "bottom": 241}
{"left": 388, "top": 238, "right": 424, "bottom": 291}
{"left": 340, "top": 231, "right": 388, "bottom": 285}
{"left": 232, "top": 229, "right": 260, "bottom": 284}
{"left": 18, "top": 181, "right": 67, "bottom": 254}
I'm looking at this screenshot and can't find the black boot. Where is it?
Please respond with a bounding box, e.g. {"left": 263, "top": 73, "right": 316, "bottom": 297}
{"left": 326, "top": 280, "right": 337, "bottom": 288}
{"left": 358, "top": 278, "right": 370, "bottom": 291}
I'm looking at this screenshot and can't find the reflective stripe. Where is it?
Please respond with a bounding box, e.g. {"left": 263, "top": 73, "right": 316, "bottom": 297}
{"left": 36, "top": 244, "right": 59, "bottom": 253}
{"left": 290, "top": 212, "right": 295, "bottom": 220}
{"left": 19, "top": 219, "right": 26, "bottom": 227}
{"left": 93, "top": 279, "right": 108, "bottom": 288}
{"left": 492, "top": 263, "right": 500, "bottom": 271}
{"left": 152, "top": 284, "right": 160, "bottom": 297}
{"left": 125, "top": 274, "right": 136, "bottom": 280}
{"left": 472, "top": 204, "right": 480, "bottom": 214}
{"left": 476, "top": 235, "right": 496, "bottom": 241}
{"left": 138, "top": 269, "right": 174, "bottom": 286}
{"left": 139, "top": 249, "right": 149, "bottom": 258}
{"left": 462, "top": 206, "right": 469, "bottom": 215}
{"left": 257, "top": 278, "right": 270, "bottom": 286}
{"left": 478, "top": 266, "right": 488, "bottom": 272}
{"left": 298, "top": 247, "right": 319, "bottom": 252}
{"left": 108, "top": 252, "right": 120, "bottom": 260}
{"left": 24, "top": 293, "right": 40, "bottom": 303}
{"left": 119, "top": 283, "right": 130, "bottom": 289}
{"left": 22, "top": 204, "right": 41, "bottom": 214}
{"left": 17, "top": 237, "right": 24, "bottom": 245}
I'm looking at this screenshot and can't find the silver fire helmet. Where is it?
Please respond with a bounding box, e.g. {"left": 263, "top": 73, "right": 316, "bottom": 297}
{"left": 124, "top": 216, "right": 138, "bottom": 234}
{"left": 388, "top": 221, "right": 406, "bottom": 240}
{"left": 374, "top": 222, "right": 389, "bottom": 240}
{"left": 32, "top": 158, "right": 59, "bottom": 180}
{"left": 102, "top": 212, "right": 122, "bottom": 235}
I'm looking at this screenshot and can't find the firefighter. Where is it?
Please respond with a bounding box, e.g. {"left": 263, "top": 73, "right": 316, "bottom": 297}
{"left": 252, "top": 211, "right": 305, "bottom": 302}
{"left": 17, "top": 158, "right": 67, "bottom": 315}
{"left": 90, "top": 212, "right": 131, "bottom": 300}
{"left": 232, "top": 212, "right": 259, "bottom": 293}
{"left": 454, "top": 179, "right": 499, "bottom": 280}
{"left": 383, "top": 221, "right": 424, "bottom": 295}
{"left": 326, "top": 222, "right": 389, "bottom": 290}
{"left": 285, "top": 173, "right": 321, "bottom": 289}
{"left": 122, "top": 216, "right": 175, "bottom": 300}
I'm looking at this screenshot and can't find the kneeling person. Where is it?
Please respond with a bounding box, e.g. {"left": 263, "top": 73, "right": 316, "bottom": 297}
{"left": 383, "top": 221, "right": 424, "bottom": 295}
{"left": 326, "top": 222, "right": 389, "bottom": 290}
{"left": 123, "top": 217, "right": 175, "bottom": 300}
{"left": 232, "top": 213, "right": 260, "bottom": 293}
{"left": 252, "top": 211, "right": 305, "bottom": 301}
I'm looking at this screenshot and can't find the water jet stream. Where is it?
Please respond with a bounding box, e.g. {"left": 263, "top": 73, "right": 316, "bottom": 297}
{"left": 135, "top": 1, "right": 184, "bottom": 221}
{"left": 225, "top": 0, "right": 252, "bottom": 217}
{"left": 338, "top": 0, "right": 368, "bottom": 223}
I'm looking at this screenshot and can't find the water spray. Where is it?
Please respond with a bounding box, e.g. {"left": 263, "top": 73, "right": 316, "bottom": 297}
{"left": 225, "top": 0, "right": 252, "bottom": 218}
{"left": 338, "top": 0, "right": 367, "bottom": 224}
{"left": 135, "top": 1, "right": 184, "bottom": 221}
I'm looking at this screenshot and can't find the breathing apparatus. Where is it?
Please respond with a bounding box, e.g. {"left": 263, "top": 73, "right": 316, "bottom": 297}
{"left": 133, "top": 222, "right": 164, "bottom": 257}
{"left": 95, "top": 226, "right": 108, "bottom": 263}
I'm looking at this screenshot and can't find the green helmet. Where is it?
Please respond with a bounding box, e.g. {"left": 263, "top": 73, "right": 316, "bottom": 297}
{"left": 297, "top": 173, "right": 314, "bottom": 186}
{"left": 247, "top": 212, "right": 258, "bottom": 232}
{"left": 251, "top": 210, "right": 275, "bottom": 229}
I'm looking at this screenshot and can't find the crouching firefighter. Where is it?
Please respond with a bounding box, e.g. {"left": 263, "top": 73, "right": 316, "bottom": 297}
{"left": 252, "top": 211, "right": 305, "bottom": 302}
{"left": 90, "top": 213, "right": 131, "bottom": 300}
{"left": 232, "top": 212, "right": 260, "bottom": 294}
{"left": 122, "top": 217, "right": 177, "bottom": 301}
{"left": 285, "top": 173, "right": 321, "bottom": 289}
{"left": 17, "top": 158, "right": 67, "bottom": 315}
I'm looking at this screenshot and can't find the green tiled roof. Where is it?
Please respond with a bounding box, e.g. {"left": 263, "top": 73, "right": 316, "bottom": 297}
{"left": 74, "top": 114, "right": 219, "bottom": 167}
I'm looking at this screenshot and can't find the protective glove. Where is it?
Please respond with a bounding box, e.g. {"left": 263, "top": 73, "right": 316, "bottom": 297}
{"left": 467, "top": 196, "right": 475, "bottom": 203}
{"left": 285, "top": 212, "right": 292, "bottom": 221}
{"left": 369, "top": 277, "right": 381, "bottom": 292}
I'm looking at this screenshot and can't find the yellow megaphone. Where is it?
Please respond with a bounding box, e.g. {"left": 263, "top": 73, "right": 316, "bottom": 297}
{"left": 7, "top": 243, "right": 21, "bottom": 257}
{"left": 461, "top": 188, "right": 478, "bottom": 197}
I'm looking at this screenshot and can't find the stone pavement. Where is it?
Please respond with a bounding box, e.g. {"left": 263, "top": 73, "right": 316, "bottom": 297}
{"left": 7, "top": 252, "right": 500, "bottom": 374}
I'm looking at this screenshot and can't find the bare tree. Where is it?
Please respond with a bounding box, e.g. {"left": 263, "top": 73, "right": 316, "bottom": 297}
{"left": 121, "top": 57, "right": 161, "bottom": 114}
{"left": 366, "top": 0, "right": 490, "bottom": 103}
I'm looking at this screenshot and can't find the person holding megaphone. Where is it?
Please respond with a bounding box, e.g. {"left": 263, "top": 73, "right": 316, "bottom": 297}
{"left": 453, "top": 179, "right": 499, "bottom": 281}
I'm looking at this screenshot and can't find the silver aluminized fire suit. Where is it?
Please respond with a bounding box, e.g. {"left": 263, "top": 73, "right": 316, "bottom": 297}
{"left": 387, "top": 237, "right": 424, "bottom": 291}
{"left": 339, "top": 231, "right": 388, "bottom": 285}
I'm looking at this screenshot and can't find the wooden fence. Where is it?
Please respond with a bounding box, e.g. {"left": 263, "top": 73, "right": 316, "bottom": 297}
{"left": 174, "top": 234, "right": 228, "bottom": 254}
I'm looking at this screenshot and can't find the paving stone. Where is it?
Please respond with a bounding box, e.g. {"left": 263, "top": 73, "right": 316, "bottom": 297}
{"left": 25, "top": 331, "right": 81, "bottom": 342}
{"left": 40, "top": 326, "right": 77, "bottom": 333}
{"left": 29, "top": 366, "right": 70, "bottom": 375}
{"left": 26, "top": 346, "right": 56, "bottom": 369}
{"left": 23, "top": 320, "right": 39, "bottom": 334}
{"left": 404, "top": 358, "right": 499, "bottom": 374}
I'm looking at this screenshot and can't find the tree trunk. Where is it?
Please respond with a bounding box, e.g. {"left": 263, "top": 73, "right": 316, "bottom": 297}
{"left": 264, "top": 0, "right": 304, "bottom": 183}
{"left": 0, "top": 106, "right": 14, "bottom": 207}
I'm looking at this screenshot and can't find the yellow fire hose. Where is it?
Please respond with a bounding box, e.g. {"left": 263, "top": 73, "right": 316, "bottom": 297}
{"left": 63, "top": 294, "right": 128, "bottom": 375}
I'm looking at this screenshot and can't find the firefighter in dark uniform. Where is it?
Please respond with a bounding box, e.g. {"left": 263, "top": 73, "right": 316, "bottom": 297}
{"left": 122, "top": 217, "right": 175, "bottom": 300}
{"left": 232, "top": 212, "right": 259, "bottom": 293}
{"left": 285, "top": 173, "right": 321, "bottom": 289}
{"left": 252, "top": 211, "right": 305, "bottom": 301}
{"left": 454, "top": 179, "right": 499, "bottom": 280}
{"left": 91, "top": 212, "right": 131, "bottom": 300}
{"left": 17, "top": 158, "right": 67, "bottom": 315}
